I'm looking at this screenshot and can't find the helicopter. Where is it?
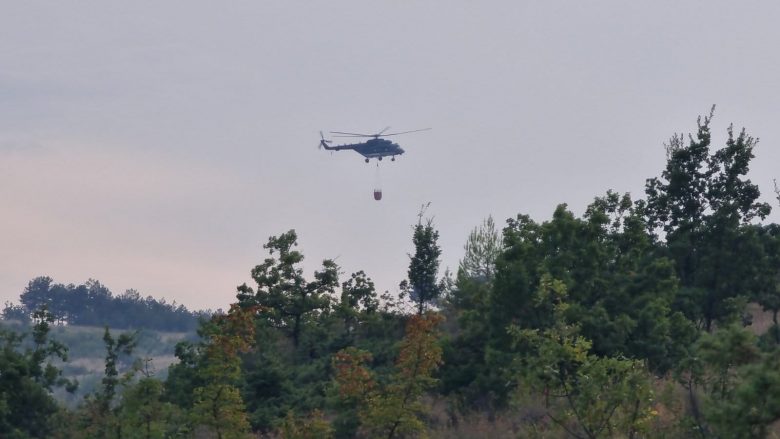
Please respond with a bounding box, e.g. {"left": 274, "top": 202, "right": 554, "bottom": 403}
{"left": 319, "top": 127, "right": 430, "bottom": 163}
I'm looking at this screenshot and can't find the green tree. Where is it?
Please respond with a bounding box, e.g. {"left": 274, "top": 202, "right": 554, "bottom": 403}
{"left": 1, "top": 302, "right": 30, "bottom": 324}
{"left": 190, "top": 304, "right": 256, "bottom": 439}
{"left": 645, "top": 107, "right": 772, "bottom": 331}
{"left": 0, "top": 307, "right": 75, "bottom": 438}
{"left": 119, "top": 359, "right": 184, "bottom": 439}
{"left": 705, "top": 353, "right": 780, "bottom": 438}
{"left": 237, "top": 230, "right": 338, "bottom": 347}
{"left": 337, "top": 271, "right": 379, "bottom": 341}
{"left": 79, "top": 328, "right": 138, "bottom": 439}
{"left": 511, "top": 275, "right": 655, "bottom": 439}
{"left": 333, "top": 313, "right": 444, "bottom": 438}
{"left": 440, "top": 216, "right": 505, "bottom": 412}
{"left": 753, "top": 224, "right": 780, "bottom": 345}
{"left": 401, "top": 208, "right": 444, "bottom": 315}
{"left": 458, "top": 215, "right": 502, "bottom": 283}
{"left": 487, "top": 198, "right": 690, "bottom": 378}
{"left": 678, "top": 324, "right": 764, "bottom": 438}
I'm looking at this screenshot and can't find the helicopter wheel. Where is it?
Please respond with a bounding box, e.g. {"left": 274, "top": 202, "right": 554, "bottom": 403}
{"left": 365, "top": 158, "right": 369, "bottom": 163}
{"left": 378, "top": 156, "right": 383, "bottom": 161}
{"left": 391, "top": 156, "right": 395, "bottom": 161}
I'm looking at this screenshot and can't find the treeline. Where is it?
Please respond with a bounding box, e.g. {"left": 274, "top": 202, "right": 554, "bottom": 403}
{"left": 2, "top": 109, "right": 780, "bottom": 438}
{"left": 2, "top": 277, "right": 208, "bottom": 332}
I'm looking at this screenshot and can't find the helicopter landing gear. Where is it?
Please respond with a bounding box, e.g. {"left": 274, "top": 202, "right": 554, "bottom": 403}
{"left": 378, "top": 156, "right": 383, "bottom": 161}
{"left": 391, "top": 156, "right": 396, "bottom": 161}
{"left": 365, "top": 158, "right": 369, "bottom": 163}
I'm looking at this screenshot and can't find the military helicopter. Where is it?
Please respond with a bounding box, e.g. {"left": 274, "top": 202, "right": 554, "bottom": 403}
{"left": 319, "top": 127, "right": 430, "bottom": 163}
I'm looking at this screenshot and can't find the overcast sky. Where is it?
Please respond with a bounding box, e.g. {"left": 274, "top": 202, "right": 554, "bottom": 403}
{"left": 2, "top": 2, "right": 779, "bottom": 311}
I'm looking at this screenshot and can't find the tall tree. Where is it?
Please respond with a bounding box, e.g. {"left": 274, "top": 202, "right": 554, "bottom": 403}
{"left": 440, "top": 216, "right": 505, "bottom": 412}
{"left": 401, "top": 208, "right": 444, "bottom": 315}
{"left": 80, "top": 327, "right": 138, "bottom": 439}
{"left": 237, "top": 230, "right": 338, "bottom": 347}
{"left": 191, "top": 304, "right": 256, "bottom": 439}
{"left": 645, "top": 108, "right": 772, "bottom": 331}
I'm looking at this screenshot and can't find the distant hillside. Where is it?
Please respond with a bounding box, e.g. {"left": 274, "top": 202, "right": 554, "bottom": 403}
{"left": 2, "top": 276, "right": 211, "bottom": 332}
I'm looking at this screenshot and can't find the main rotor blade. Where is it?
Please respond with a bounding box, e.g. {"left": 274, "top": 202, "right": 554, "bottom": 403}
{"left": 377, "top": 126, "right": 391, "bottom": 136}
{"left": 381, "top": 128, "right": 432, "bottom": 137}
{"left": 330, "top": 131, "right": 373, "bottom": 137}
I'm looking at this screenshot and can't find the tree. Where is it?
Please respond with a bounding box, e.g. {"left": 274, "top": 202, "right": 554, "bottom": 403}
{"left": 119, "top": 359, "right": 184, "bottom": 439}
{"left": 237, "top": 230, "right": 338, "bottom": 347}
{"left": 19, "top": 277, "right": 55, "bottom": 318}
{"left": 753, "top": 224, "right": 780, "bottom": 345}
{"left": 458, "top": 215, "right": 502, "bottom": 283}
{"left": 705, "top": 353, "right": 780, "bottom": 438}
{"left": 190, "top": 304, "right": 256, "bottom": 439}
{"left": 487, "top": 199, "right": 690, "bottom": 377}
{"left": 79, "top": 327, "right": 138, "bottom": 439}
{"left": 440, "top": 216, "right": 505, "bottom": 413}
{"left": 337, "top": 271, "right": 379, "bottom": 340}
{"left": 645, "top": 107, "right": 772, "bottom": 331}
{"left": 100, "top": 328, "right": 138, "bottom": 413}
{"left": 333, "top": 313, "right": 444, "bottom": 438}
{"left": 1, "top": 302, "right": 30, "bottom": 324}
{"left": 678, "top": 324, "right": 764, "bottom": 438}
{"left": 775, "top": 178, "right": 780, "bottom": 205}
{"left": 0, "top": 307, "right": 75, "bottom": 438}
{"left": 15, "top": 276, "right": 202, "bottom": 331}
{"left": 511, "top": 275, "right": 655, "bottom": 439}
{"left": 401, "top": 208, "right": 444, "bottom": 315}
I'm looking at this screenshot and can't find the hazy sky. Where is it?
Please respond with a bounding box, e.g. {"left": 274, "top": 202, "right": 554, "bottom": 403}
{"left": 3, "top": 2, "right": 780, "bottom": 311}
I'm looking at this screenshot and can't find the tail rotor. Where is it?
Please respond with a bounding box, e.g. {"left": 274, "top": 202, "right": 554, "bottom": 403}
{"left": 319, "top": 131, "right": 332, "bottom": 150}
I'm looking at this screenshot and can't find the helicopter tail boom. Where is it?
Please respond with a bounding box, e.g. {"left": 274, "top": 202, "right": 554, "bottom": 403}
{"left": 320, "top": 140, "right": 337, "bottom": 150}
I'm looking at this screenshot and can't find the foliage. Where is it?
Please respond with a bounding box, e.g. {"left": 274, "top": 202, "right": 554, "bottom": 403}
{"left": 333, "top": 313, "right": 444, "bottom": 438}
{"left": 439, "top": 216, "right": 505, "bottom": 412}
{"left": 754, "top": 223, "right": 780, "bottom": 345}
{"left": 483, "top": 193, "right": 691, "bottom": 413}
{"left": 190, "top": 304, "right": 257, "bottom": 439}
{"left": 0, "top": 307, "right": 75, "bottom": 438}
{"left": 645, "top": 107, "right": 772, "bottom": 331}
{"left": 704, "top": 352, "right": 780, "bottom": 438}
{"left": 75, "top": 327, "right": 139, "bottom": 438}
{"left": 676, "top": 324, "right": 769, "bottom": 438}
{"left": 458, "top": 215, "right": 503, "bottom": 283}
{"left": 237, "top": 230, "right": 338, "bottom": 347}
{"left": 1, "top": 302, "right": 30, "bottom": 324}
{"left": 119, "top": 360, "right": 184, "bottom": 439}
{"left": 280, "top": 409, "right": 334, "bottom": 439}
{"left": 511, "top": 275, "right": 655, "bottom": 439}
{"left": 337, "top": 271, "right": 380, "bottom": 343}
{"left": 6, "top": 110, "right": 780, "bottom": 438}
{"left": 401, "top": 208, "right": 444, "bottom": 315}
{"left": 11, "top": 276, "right": 204, "bottom": 331}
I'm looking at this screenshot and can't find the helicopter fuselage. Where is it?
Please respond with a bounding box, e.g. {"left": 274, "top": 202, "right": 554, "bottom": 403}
{"left": 321, "top": 138, "right": 405, "bottom": 161}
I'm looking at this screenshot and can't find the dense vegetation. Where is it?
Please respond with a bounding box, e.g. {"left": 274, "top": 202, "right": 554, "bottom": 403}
{"left": 3, "top": 278, "right": 207, "bottom": 332}
{"left": 2, "top": 109, "right": 780, "bottom": 438}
